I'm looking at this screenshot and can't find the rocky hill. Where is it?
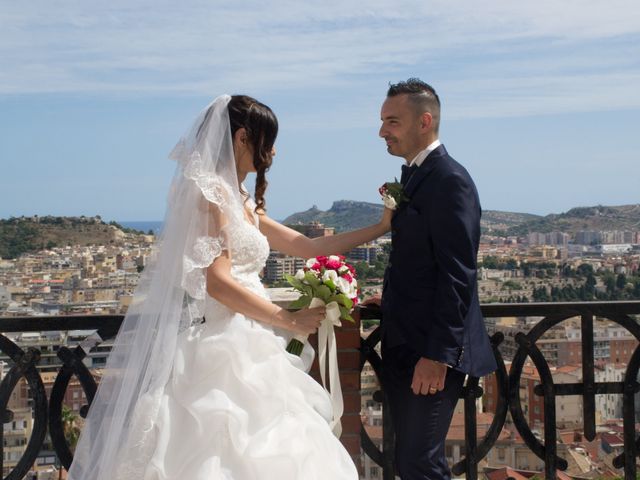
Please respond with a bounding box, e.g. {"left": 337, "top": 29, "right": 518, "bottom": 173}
{"left": 283, "top": 201, "right": 384, "bottom": 232}
{"left": 283, "top": 201, "right": 640, "bottom": 236}
{"left": 506, "top": 204, "right": 640, "bottom": 236}
{"left": 0, "top": 216, "right": 148, "bottom": 259}
{"left": 283, "top": 200, "right": 540, "bottom": 233}
{"left": 481, "top": 210, "right": 542, "bottom": 234}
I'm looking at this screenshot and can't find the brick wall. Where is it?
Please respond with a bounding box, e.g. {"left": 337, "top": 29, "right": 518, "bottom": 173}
{"left": 308, "top": 308, "right": 362, "bottom": 469}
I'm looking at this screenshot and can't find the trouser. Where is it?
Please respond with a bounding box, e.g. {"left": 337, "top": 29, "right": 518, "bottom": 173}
{"left": 382, "top": 343, "right": 465, "bottom": 480}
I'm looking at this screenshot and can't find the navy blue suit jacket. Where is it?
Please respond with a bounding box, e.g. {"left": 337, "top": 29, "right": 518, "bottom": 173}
{"left": 381, "top": 144, "right": 496, "bottom": 378}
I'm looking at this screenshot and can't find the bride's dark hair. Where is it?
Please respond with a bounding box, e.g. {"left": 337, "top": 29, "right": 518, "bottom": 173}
{"left": 228, "top": 95, "right": 278, "bottom": 213}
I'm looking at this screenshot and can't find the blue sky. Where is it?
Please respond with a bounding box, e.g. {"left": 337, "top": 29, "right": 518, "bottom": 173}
{"left": 1, "top": 1, "right": 639, "bottom": 221}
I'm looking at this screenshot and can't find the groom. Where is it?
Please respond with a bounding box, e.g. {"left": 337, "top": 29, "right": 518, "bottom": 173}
{"left": 379, "top": 78, "right": 497, "bottom": 479}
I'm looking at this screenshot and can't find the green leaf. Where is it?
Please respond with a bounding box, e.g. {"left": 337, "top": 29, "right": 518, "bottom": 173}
{"left": 323, "top": 279, "right": 336, "bottom": 292}
{"left": 285, "top": 274, "right": 305, "bottom": 291}
{"left": 315, "top": 285, "right": 332, "bottom": 302}
{"left": 289, "top": 295, "right": 312, "bottom": 310}
{"left": 338, "top": 305, "right": 354, "bottom": 322}
{"left": 304, "top": 271, "right": 321, "bottom": 287}
{"left": 336, "top": 293, "right": 353, "bottom": 310}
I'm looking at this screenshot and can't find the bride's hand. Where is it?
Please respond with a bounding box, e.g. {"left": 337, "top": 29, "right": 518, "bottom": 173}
{"left": 380, "top": 206, "right": 393, "bottom": 232}
{"left": 277, "top": 307, "right": 325, "bottom": 335}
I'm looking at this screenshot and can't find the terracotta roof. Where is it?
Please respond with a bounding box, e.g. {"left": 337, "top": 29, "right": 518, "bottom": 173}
{"left": 450, "top": 412, "right": 497, "bottom": 427}
{"left": 484, "top": 467, "right": 572, "bottom": 480}
{"left": 555, "top": 365, "right": 582, "bottom": 374}
{"left": 485, "top": 467, "right": 530, "bottom": 480}
{"left": 600, "top": 432, "right": 624, "bottom": 447}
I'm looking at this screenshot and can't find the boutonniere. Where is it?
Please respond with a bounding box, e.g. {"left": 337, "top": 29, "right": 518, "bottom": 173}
{"left": 379, "top": 179, "right": 409, "bottom": 210}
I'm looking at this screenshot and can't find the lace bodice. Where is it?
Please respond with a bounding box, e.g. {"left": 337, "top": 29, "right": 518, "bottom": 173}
{"left": 228, "top": 218, "right": 270, "bottom": 294}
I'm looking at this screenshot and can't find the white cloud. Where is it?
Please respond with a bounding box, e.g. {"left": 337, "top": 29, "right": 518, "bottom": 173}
{"left": 1, "top": 0, "right": 639, "bottom": 118}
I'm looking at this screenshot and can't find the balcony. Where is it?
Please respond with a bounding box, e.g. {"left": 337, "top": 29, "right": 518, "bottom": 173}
{"left": 0, "top": 301, "right": 639, "bottom": 479}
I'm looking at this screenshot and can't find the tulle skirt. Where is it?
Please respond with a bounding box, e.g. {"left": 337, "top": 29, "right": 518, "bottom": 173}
{"left": 140, "top": 301, "right": 358, "bottom": 479}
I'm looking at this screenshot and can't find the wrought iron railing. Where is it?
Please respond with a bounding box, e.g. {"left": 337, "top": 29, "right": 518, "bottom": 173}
{"left": 0, "top": 315, "right": 121, "bottom": 479}
{"left": 359, "top": 301, "right": 640, "bottom": 480}
{"left": 0, "top": 302, "right": 639, "bottom": 479}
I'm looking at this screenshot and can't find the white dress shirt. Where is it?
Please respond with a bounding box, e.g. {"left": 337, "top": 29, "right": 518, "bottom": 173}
{"left": 408, "top": 139, "right": 441, "bottom": 167}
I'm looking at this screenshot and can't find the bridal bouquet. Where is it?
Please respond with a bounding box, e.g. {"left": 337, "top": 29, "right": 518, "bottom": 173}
{"left": 284, "top": 254, "right": 358, "bottom": 436}
{"left": 285, "top": 255, "right": 358, "bottom": 355}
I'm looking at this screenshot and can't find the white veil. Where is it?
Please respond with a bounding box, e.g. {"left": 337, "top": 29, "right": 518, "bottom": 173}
{"left": 68, "top": 95, "right": 248, "bottom": 479}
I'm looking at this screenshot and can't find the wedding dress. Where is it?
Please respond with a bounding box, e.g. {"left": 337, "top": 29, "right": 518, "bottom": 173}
{"left": 67, "top": 95, "right": 358, "bottom": 480}
{"left": 141, "top": 208, "right": 358, "bottom": 479}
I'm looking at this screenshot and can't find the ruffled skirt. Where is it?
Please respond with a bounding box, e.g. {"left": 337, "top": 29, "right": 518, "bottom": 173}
{"left": 142, "top": 303, "right": 358, "bottom": 479}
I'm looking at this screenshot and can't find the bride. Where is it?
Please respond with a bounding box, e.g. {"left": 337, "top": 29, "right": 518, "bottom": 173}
{"left": 68, "top": 94, "right": 391, "bottom": 480}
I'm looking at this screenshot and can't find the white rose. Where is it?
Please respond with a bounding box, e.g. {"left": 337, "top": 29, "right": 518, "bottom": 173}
{"left": 335, "top": 277, "right": 351, "bottom": 295}
{"left": 383, "top": 195, "right": 397, "bottom": 210}
{"left": 306, "top": 258, "right": 317, "bottom": 268}
{"left": 295, "top": 269, "right": 306, "bottom": 281}
{"left": 338, "top": 265, "right": 349, "bottom": 274}
{"left": 329, "top": 255, "right": 341, "bottom": 262}
{"left": 322, "top": 270, "right": 338, "bottom": 284}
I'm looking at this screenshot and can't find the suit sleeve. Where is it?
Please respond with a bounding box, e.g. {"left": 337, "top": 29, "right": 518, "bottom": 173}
{"left": 422, "top": 172, "right": 480, "bottom": 366}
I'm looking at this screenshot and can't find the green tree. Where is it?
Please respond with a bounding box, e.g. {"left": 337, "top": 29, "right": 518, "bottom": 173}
{"left": 617, "top": 273, "right": 627, "bottom": 290}
{"left": 505, "top": 258, "right": 519, "bottom": 270}
{"left": 59, "top": 405, "right": 81, "bottom": 479}
{"left": 577, "top": 263, "right": 594, "bottom": 276}
{"left": 604, "top": 274, "right": 616, "bottom": 295}
{"left": 502, "top": 280, "right": 522, "bottom": 291}
{"left": 481, "top": 256, "right": 498, "bottom": 269}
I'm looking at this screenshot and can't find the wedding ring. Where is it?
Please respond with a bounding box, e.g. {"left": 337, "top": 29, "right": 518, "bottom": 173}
{"left": 291, "top": 318, "right": 297, "bottom": 326}
{"left": 429, "top": 387, "right": 437, "bottom": 393}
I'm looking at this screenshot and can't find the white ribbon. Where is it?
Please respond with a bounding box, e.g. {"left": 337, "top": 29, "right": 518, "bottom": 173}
{"left": 295, "top": 297, "right": 344, "bottom": 437}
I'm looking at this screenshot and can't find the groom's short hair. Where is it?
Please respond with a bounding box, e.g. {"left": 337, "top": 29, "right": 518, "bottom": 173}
{"left": 387, "top": 78, "right": 440, "bottom": 133}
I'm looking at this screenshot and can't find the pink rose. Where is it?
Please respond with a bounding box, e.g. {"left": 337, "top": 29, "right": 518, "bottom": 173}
{"left": 343, "top": 273, "right": 353, "bottom": 283}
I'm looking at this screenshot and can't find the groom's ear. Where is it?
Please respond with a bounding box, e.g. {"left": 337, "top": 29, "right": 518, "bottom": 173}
{"left": 419, "top": 112, "right": 433, "bottom": 132}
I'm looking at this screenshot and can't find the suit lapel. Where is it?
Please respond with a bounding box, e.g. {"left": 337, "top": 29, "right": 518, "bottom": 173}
{"left": 403, "top": 144, "right": 447, "bottom": 198}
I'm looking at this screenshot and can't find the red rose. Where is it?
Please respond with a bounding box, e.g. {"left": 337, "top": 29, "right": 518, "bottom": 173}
{"left": 326, "top": 259, "right": 341, "bottom": 270}
{"left": 316, "top": 255, "right": 328, "bottom": 265}
{"left": 311, "top": 263, "right": 321, "bottom": 270}
{"left": 343, "top": 273, "right": 353, "bottom": 283}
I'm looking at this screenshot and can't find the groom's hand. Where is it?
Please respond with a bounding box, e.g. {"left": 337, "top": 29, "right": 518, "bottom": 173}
{"left": 411, "top": 357, "right": 447, "bottom": 396}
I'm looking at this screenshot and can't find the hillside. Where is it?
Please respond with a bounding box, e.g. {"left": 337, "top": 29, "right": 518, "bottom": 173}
{"left": 0, "top": 216, "right": 148, "bottom": 259}
{"left": 283, "top": 202, "right": 640, "bottom": 236}
{"left": 506, "top": 204, "right": 640, "bottom": 236}
{"left": 481, "top": 210, "right": 542, "bottom": 233}
{"left": 283, "top": 201, "right": 538, "bottom": 233}
{"left": 283, "top": 200, "right": 384, "bottom": 232}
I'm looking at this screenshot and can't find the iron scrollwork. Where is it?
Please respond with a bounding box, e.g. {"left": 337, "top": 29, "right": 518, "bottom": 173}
{"left": 359, "top": 302, "right": 640, "bottom": 480}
